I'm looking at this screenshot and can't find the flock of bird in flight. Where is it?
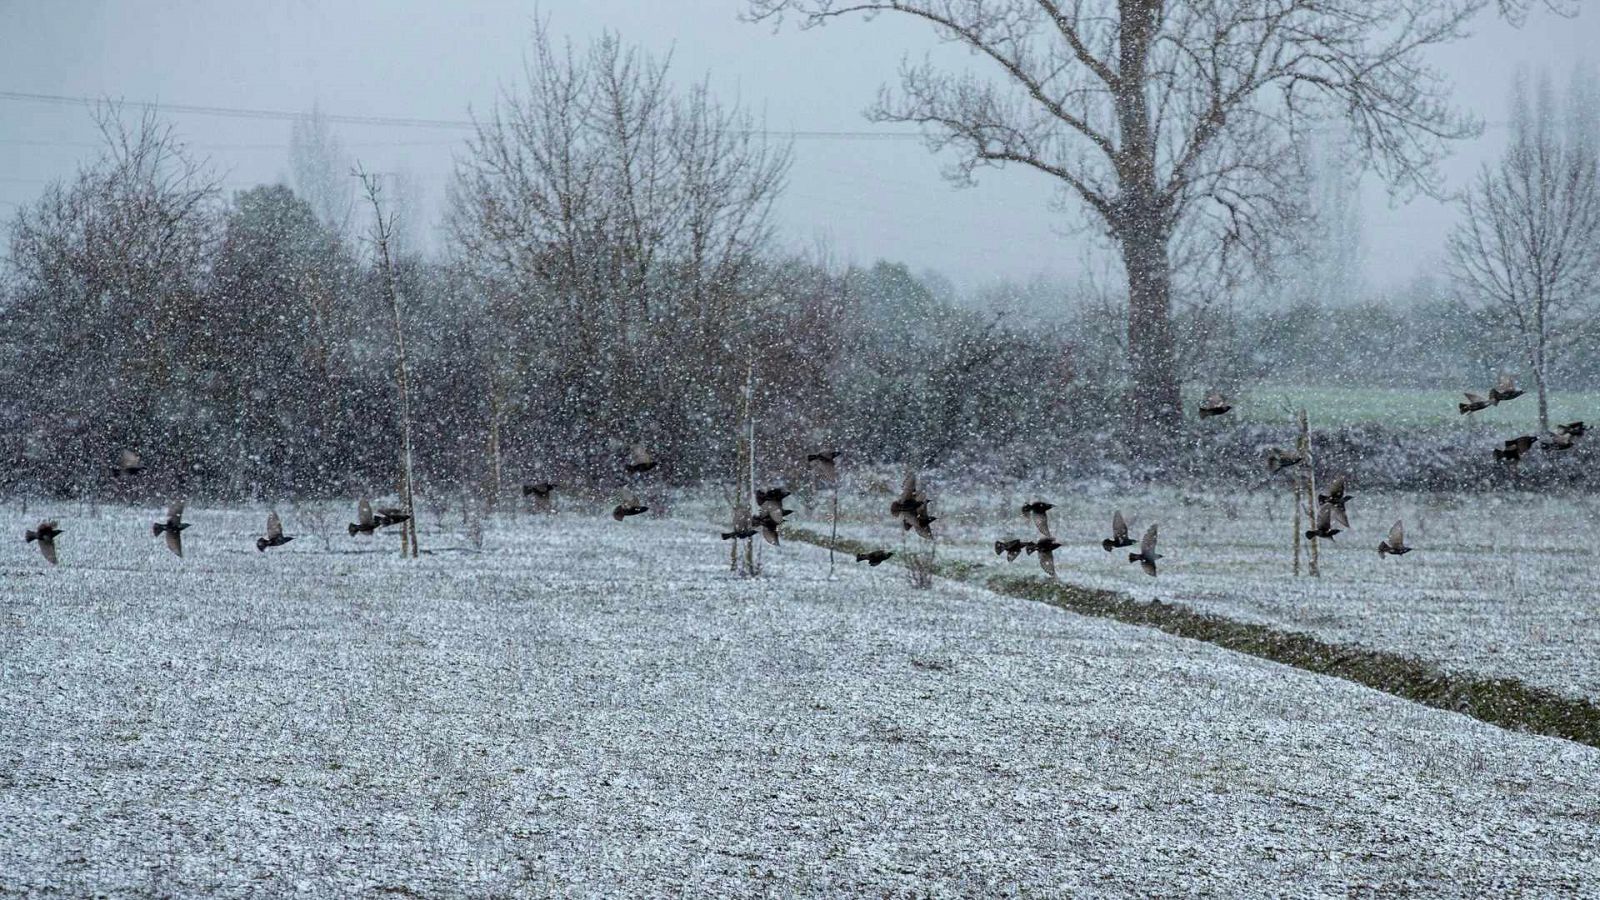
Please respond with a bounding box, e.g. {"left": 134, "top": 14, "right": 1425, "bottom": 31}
{"left": 19, "top": 377, "right": 1587, "bottom": 576}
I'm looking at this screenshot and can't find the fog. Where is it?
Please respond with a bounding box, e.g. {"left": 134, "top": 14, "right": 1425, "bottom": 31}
{"left": 2, "top": 0, "right": 1594, "bottom": 295}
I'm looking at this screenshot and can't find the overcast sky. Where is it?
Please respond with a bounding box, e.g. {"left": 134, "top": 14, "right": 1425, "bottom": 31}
{"left": 1, "top": 0, "right": 1595, "bottom": 296}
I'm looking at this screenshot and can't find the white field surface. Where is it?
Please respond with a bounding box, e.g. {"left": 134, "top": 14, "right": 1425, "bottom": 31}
{"left": 818, "top": 478, "right": 1600, "bottom": 701}
{"left": 3, "top": 502, "right": 1600, "bottom": 896}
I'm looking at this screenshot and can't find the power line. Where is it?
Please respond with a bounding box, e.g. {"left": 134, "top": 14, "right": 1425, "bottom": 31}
{"left": 0, "top": 89, "right": 924, "bottom": 141}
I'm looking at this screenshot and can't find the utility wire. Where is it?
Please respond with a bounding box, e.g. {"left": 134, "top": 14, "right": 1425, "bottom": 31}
{"left": 0, "top": 89, "right": 923, "bottom": 141}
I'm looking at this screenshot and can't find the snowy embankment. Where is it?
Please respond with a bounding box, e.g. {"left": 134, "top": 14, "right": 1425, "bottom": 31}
{"left": 816, "top": 479, "right": 1600, "bottom": 702}
{"left": 2, "top": 504, "right": 1599, "bottom": 896}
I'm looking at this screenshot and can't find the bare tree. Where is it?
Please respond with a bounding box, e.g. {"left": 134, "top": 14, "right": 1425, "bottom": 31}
{"left": 3, "top": 104, "right": 217, "bottom": 496}
{"left": 450, "top": 24, "right": 791, "bottom": 481}
{"left": 355, "top": 164, "right": 420, "bottom": 558}
{"left": 1448, "top": 70, "right": 1600, "bottom": 433}
{"left": 747, "top": 0, "right": 1500, "bottom": 440}
{"left": 290, "top": 103, "right": 354, "bottom": 236}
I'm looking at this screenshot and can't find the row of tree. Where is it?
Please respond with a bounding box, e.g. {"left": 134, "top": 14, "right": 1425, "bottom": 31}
{"left": 2, "top": 10, "right": 1596, "bottom": 502}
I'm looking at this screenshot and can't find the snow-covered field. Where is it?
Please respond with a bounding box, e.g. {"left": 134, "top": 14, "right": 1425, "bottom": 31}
{"left": 3, "top": 503, "right": 1599, "bottom": 895}
{"left": 819, "top": 480, "right": 1600, "bottom": 701}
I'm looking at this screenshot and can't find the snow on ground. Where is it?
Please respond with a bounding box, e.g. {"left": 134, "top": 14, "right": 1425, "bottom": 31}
{"left": 820, "top": 479, "right": 1600, "bottom": 701}
{"left": 3, "top": 503, "right": 1600, "bottom": 896}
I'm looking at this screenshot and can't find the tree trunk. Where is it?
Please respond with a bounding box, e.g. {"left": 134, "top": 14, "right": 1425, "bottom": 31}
{"left": 1120, "top": 224, "right": 1183, "bottom": 441}
{"left": 1533, "top": 342, "right": 1550, "bottom": 435}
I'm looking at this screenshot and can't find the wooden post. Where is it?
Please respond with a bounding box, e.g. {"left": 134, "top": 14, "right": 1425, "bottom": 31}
{"left": 1297, "top": 408, "right": 1319, "bottom": 577}
{"left": 828, "top": 483, "right": 839, "bottom": 579}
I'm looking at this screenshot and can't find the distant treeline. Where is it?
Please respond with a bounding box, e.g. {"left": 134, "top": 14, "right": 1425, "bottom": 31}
{"left": 2, "top": 57, "right": 1594, "bottom": 502}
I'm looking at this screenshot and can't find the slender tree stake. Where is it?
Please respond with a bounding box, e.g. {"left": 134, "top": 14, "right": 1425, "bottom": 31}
{"left": 1300, "top": 409, "right": 1320, "bottom": 578}
{"left": 355, "top": 164, "right": 418, "bottom": 559}
{"left": 828, "top": 482, "right": 839, "bottom": 579}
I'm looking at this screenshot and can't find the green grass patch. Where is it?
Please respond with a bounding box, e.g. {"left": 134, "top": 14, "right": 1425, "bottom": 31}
{"left": 1184, "top": 383, "right": 1600, "bottom": 429}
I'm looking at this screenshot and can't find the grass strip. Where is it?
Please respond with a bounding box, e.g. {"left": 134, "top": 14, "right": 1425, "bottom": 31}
{"left": 787, "top": 526, "right": 1600, "bottom": 749}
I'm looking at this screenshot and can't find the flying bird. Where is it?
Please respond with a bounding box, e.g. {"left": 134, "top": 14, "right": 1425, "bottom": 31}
{"left": 1489, "top": 374, "right": 1524, "bottom": 404}
{"left": 1021, "top": 501, "right": 1054, "bottom": 537}
{"left": 625, "top": 445, "right": 657, "bottom": 475}
{"left": 1032, "top": 536, "right": 1061, "bottom": 579}
{"left": 1318, "top": 477, "right": 1352, "bottom": 529}
{"left": 1542, "top": 430, "right": 1578, "bottom": 452}
{"left": 373, "top": 506, "right": 411, "bottom": 528}
{"left": 24, "top": 520, "right": 62, "bottom": 565}
{"left": 1304, "top": 503, "right": 1342, "bottom": 540}
{"left": 993, "top": 538, "right": 1028, "bottom": 562}
{"left": 151, "top": 501, "right": 188, "bottom": 557}
{"left": 109, "top": 449, "right": 144, "bottom": 479}
{"left": 1378, "top": 520, "right": 1412, "bottom": 557}
{"left": 1127, "top": 524, "right": 1161, "bottom": 577}
{"left": 1494, "top": 435, "right": 1537, "bottom": 463}
{"left": 1458, "top": 393, "right": 1493, "bottom": 415}
{"left": 522, "top": 482, "right": 558, "bottom": 512}
{"left": 1556, "top": 421, "right": 1587, "bottom": 438}
{"left": 856, "top": 549, "right": 894, "bottom": 567}
{"left": 807, "top": 450, "right": 842, "bottom": 481}
{"left": 755, "top": 487, "right": 791, "bottom": 507}
{"left": 1102, "top": 510, "right": 1136, "bottom": 552}
{"left": 612, "top": 496, "right": 649, "bottom": 522}
{"left": 256, "top": 511, "right": 293, "bottom": 552}
{"left": 1265, "top": 448, "right": 1303, "bottom": 475}
{"left": 752, "top": 509, "right": 783, "bottom": 546}
{"left": 1198, "top": 390, "right": 1233, "bottom": 418}
{"left": 349, "top": 498, "right": 380, "bottom": 536}
{"left": 899, "top": 505, "right": 936, "bottom": 540}
{"left": 888, "top": 470, "right": 925, "bottom": 519}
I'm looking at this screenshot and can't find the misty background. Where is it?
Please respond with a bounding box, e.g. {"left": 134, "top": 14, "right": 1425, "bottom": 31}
{"left": 2, "top": 0, "right": 1595, "bottom": 297}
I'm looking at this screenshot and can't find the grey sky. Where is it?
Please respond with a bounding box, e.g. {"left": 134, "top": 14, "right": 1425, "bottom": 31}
{"left": 1, "top": 0, "right": 1595, "bottom": 296}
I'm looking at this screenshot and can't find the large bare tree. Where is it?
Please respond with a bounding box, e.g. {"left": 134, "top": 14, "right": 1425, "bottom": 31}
{"left": 747, "top": 0, "right": 1501, "bottom": 438}
{"left": 1448, "top": 70, "right": 1600, "bottom": 433}
{"left": 450, "top": 25, "right": 792, "bottom": 482}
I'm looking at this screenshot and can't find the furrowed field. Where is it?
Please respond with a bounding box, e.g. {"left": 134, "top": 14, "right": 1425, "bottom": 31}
{"left": 3, "top": 499, "right": 1599, "bottom": 895}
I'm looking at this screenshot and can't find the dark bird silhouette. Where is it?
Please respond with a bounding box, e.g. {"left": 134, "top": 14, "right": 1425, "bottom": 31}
{"left": 807, "top": 450, "right": 842, "bottom": 481}
{"left": 752, "top": 510, "right": 783, "bottom": 546}
{"left": 1265, "top": 447, "right": 1303, "bottom": 475}
{"left": 1021, "top": 501, "right": 1054, "bottom": 537}
{"left": 721, "top": 506, "right": 756, "bottom": 541}
{"left": 1198, "top": 390, "right": 1233, "bottom": 418}
{"left": 1556, "top": 421, "right": 1587, "bottom": 438}
{"left": 856, "top": 549, "right": 893, "bottom": 566}
{"left": 1494, "top": 435, "right": 1537, "bottom": 463}
{"left": 1458, "top": 392, "right": 1493, "bottom": 415}
{"left": 1304, "top": 503, "right": 1342, "bottom": 540}
{"left": 1378, "top": 520, "right": 1412, "bottom": 557}
{"left": 256, "top": 511, "right": 293, "bottom": 552}
{"left": 373, "top": 506, "right": 411, "bottom": 528}
{"left": 522, "top": 482, "right": 558, "bottom": 512}
{"left": 900, "top": 507, "right": 936, "bottom": 540}
{"left": 1102, "top": 510, "right": 1136, "bottom": 552}
{"left": 993, "top": 538, "right": 1028, "bottom": 562}
{"left": 1318, "top": 477, "right": 1352, "bottom": 529}
{"left": 1542, "top": 430, "right": 1578, "bottom": 452}
{"left": 888, "top": 470, "right": 925, "bottom": 519}
{"left": 624, "top": 445, "right": 657, "bottom": 475}
{"left": 152, "top": 501, "right": 188, "bottom": 557}
{"left": 1032, "top": 536, "right": 1061, "bottom": 579}
{"left": 109, "top": 449, "right": 144, "bottom": 479}
{"left": 612, "top": 495, "right": 649, "bottom": 522}
{"left": 1127, "top": 524, "right": 1161, "bottom": 577}
{"left": 24, "top": 520, "right": 62, "bottom": 565}
{"left": 1489, "top": 374, "right": 1524, "bottom": 404}
{"left": 755, "top": 487, "right": 791, "bottom": 507}
{"left": 349, "top": 498, "right": 380, "bottom": 536}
